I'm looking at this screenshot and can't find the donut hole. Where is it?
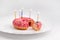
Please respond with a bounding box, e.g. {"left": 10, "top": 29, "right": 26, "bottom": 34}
{"left": 36, "top": 21, "right": 39, "bottom": 23}
{"left": 29, "top": 22, "right": 31, "bottom": 26}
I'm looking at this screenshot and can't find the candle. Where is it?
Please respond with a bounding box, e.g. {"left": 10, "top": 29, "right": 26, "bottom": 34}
{"left": 37, "top": 11, "right": 40, "bottom": 22}
{"left": 29, "top": 9, "right": 32, "bottom": 18}
{"left": 21, "top": 10, "right": 23, "bottom": 18}
{"left": 14, "top": 10, "right": 17, "bottom": 19}
{"left": 21, "top": 8, "right": 24, "bottom": 18}
{"left": 19, "top": 10, "right": 21, "bottom": 17}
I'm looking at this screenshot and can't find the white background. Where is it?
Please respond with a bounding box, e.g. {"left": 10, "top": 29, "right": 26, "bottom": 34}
{"left": 0, "top": 0, "right": 60, "bottom": 40}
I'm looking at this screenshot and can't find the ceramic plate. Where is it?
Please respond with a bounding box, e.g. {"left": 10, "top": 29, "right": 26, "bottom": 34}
{"left": 0, "top": 11, "right": 51, "bottom": 34}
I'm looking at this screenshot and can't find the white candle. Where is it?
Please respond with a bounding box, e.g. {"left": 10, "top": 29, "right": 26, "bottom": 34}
{"left": 14, "top": 10, "right": 17, "bottom": 19}
{"left": 29, "top": 9, "right": 32, "bottom": 18}
{"left": 19, "top": 10, "right": 21, "bottom": 17}
{"left": 37, "top": 11, "right": 40, "bottom": 22}
{"left": 21, "top": 8, "right": 24, "bottom": 18}
{"left": 21, "top": 10, "right": 23, "bottom": 17}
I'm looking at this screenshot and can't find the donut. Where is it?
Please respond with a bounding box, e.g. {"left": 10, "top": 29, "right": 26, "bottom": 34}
{"left": 32, "top": 22, "right": 42, "bottom": 31}
{"left": 21, "top": 17, "right": 35, "bottom": 27}
{"left": 27, "top": 18, "right": 35, "bottom": 27}
{"left": 13, "top": 18, "right": 29, "bottom": 30}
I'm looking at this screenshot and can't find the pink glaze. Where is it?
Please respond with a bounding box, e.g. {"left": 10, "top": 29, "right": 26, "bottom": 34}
{"left": 20, "top": 17, "right": 35, "bottom": 26}
{"left": 36, "top": 22, "right": 42, "bottom": 29}
{"left": 21, "top": 17, "right": 33, "bottom": 21}
{"left": 13, "top": 18, "right": 29, "bottom": 27}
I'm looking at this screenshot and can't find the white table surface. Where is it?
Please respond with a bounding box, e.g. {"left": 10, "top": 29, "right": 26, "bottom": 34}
{"left": 0, "top": 0, "right": 60, "bottom": 40}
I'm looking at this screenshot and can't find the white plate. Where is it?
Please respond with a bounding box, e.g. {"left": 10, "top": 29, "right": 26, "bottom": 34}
{"left": 0, "top": 11, "right": 51, "bottom": 34}
{"left": 0, "top": 16, "right": 50, "bottom": 34}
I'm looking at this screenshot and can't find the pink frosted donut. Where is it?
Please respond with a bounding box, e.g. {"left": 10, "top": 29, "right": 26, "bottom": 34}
{"left": 21, "top": 17, "right": 35, "bottom": 27}
{"left": 28, "top": 18, "right": 35, "bottom": 27}
{"left": 13, "top": 18, "right": 29, "bottom": 30}
{"left": 32, "top": 22, "right": 42, "bottom": 31}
